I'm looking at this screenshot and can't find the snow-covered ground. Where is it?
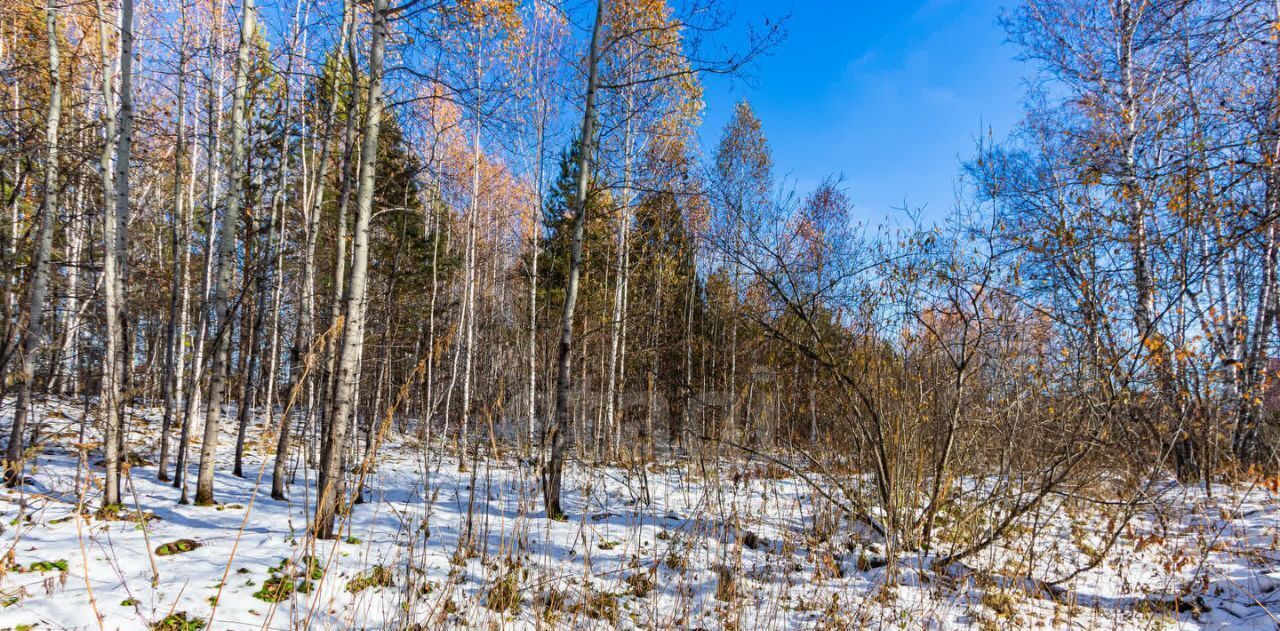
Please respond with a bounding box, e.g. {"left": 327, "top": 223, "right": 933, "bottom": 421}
{"left": 1, "top": 398, "right": 1278, "bottom": 629}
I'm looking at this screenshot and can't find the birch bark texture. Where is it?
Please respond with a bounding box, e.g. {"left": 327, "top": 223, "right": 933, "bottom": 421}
{"left": 543, "top": 0, "right": 605, "bottom": 520}
{"left": 316, "top": 0, "right": 390, "bottom": 539}
{"left": 195, "top": 0, "right": 256, "bottom": 506}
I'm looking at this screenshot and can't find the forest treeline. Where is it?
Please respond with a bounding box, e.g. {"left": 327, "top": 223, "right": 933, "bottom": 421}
{"left": 0, "top": 0, "right": 1276, "bottom": 562}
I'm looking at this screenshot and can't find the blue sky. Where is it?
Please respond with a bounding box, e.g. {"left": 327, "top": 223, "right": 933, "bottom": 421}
{"left": 699, "top": 0, "right": 1028, "bottom": 224}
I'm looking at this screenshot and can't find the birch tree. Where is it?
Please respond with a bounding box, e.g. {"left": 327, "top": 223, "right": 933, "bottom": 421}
{"left": 3, "top": 0, "right": 61, "bottom": 485}
{"left": 158, "top": 1, "right": 191, "bottom": 481}
{"left": 316, "top": 0, "right": 390, "bottom": 539}
{"left": 543, "top": 0, "right": 604, "bottom": 520}
{"left": 194, "top": 0, "right": 256, "bottom": 505}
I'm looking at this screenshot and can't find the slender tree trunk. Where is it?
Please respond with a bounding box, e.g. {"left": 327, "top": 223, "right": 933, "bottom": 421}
{"left": 158, "top": 12, "right": 189, "bottom": 481}
{"left": 526, "top": 108, "right": 549, "bottom": 452}
{"left": 680, "top": 257, "right": 695, "bottom": 450}
{"left": 111, "top": 0, "right": 135, "bottom": 439}
{"left": 0, "top": 29, "right": 19, "bottom": 386}
{"left": 95, "top": 0, "right": 126, "bottom": 510}
{"left": 543, "top": 0, "right": 604, "bottom": 519}
{"left": 422, "top": 186, "right": 441, "bottom": 440}
{"left": 234, "top": 249, "right": 268, "bottom": 477}
{"left": 174, "top": 15, "right": 225, "bottom": 496}
{"left": 4, "top": 1, "right": 61, "bottom": 485}
{"left": 316, "top": 0, "right": 389, "bottom": 539}
{"left": 195, "top": 0, "right": 256, "bottom": 505}
{"left": 460, "top": 81, "right": 483, "bottom": 465}
{"left": 261, "top": 165, "right": 286, "bottom": 431}
{"left": 320, "top": 25, "right": 362, "bottom": 454}
{"left": 604, "top": 91, "right": 634, "bottom": 460}
{"left": 51, "top": 162, "right": 84, "bottom": 395}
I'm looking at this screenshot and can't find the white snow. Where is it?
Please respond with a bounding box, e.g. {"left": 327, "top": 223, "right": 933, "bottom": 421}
{"left": 1, "top": 398, "right": 1278, "bottom": 629}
